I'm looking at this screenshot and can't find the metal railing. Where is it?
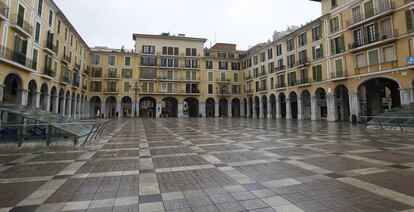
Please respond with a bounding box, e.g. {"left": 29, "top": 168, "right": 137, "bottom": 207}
{"left": 349, "top": 30, "right": 397, "bottom": 50}
{"left": 43, "top": 66, "right": 56, "bottom": 78}
{"left": 10, "top": 14, "right": 33, "bottom": 36}
{"left": 348, "top": 0, "right": 394, "bottom": 27}
{"left": 362, "top": 116, "right": 414, "bottom": 131}
{"left": 0, "top": 45, "right": 34, "bottom": 69}
{"left": 0, "top": 1, "right": 9, "bottom": 19}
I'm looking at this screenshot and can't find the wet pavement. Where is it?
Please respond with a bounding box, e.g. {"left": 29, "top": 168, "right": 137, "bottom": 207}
{"left": 1, "top": 118, "right": 414, "bottom": 211}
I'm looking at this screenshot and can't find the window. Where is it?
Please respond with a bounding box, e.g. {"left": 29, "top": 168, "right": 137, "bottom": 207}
{"left": 298, "top": 33, "right": 307, "bottom": 46}
{"left": 161, "top": 58, "right": 179, "bottom": 67}
{"left": 287, "top": 38, "right": 295, "bottom": 51}
{"left": 380, "top": 18, "right": 393, "bottom": 38}
{"left": 206, "top": 61, "right": 213, "bottom": 69}
{"left": 288, "top": 72, "right": 297, "bottom": 86}
{"left": 142, "top": 45, "right": 155, "bottom": 54}
{"left": 300, "top": 69, "right": 308, "bottom": 83}
{"left": 208, "top": 84, "right": 213, "bottom": 94}
{"left": 406, "top": 8, "right": 414, "bottom": 32}
{"left": 122, "top": 69, "right": 132, "bottom": 78}
{"left": 185, "top": 59, "right": 199, "bottom": 68}
{"left": 277, "top": 59, "right": 284, "bottom": 70}
{"left": 218, "top": 52, "right": 226, "bottom": 58}
{"left": 37, "top": 0, "right": 43, "bottom": 16}
{"left": 32, "top": 49, "right": 38, "bottom": 70}
{"left": 312, "top": 25, "right": 322, "bottom": 41}
{"left": 253, "top": 56, "right": 258, "bottom": 65}
{"left": 92, "top": 81, "right": 102, "bottom": 92}
{"left": 331, "top": 36, "right": 345, "bottom": 55}
{"left": 231, "top": 62, "right": 240, "bottom": 70}
{"left": 92, "top": 68, "right": 102, "bottom": 78}
{"left": 219, "top": 61, "right": 228, "bottom": 70}
{"left": 331, "top": 0, "right": 337, "bottom": 8}
{"left": 312, "top": 65, "right": 323, "bottom": 82}
{"left": 185, "top": 48, "right": 197, "bottom": 56}
{"left": 364, "top": 0, "right": 374, "bottom": 19}
{"left": 228, "top": 53, "right": 235, "bottom": 59}
{"left": 108, "top": 55, "right": 116, "bottom": 66}
{"left": 268, "top": 48, "right": 273, "bottom": 59}
{"left": 233, "top": 73, "right": 239, "bottom": 82}
{"left": 48, "top": 10, "right": 53, "bottom": 26}
{"left": 351, "top": 6, "right": 362, "bottom": 24}
{"left": 108, "top": 68, "right": 117, "bottom": 78}
{"left": 383, "top": 46, "right": 395, "bottom": 62}
{"left": 366, "top": 24, "right": 378, "bottom": 43}
{"left": 353, "top": 29, "right": 363, "bottom": 47}
{"left": 34, "top": 22, "right": 41, "bottom": 43}
{"left": 124, "top": 82, "right": 130, "bottom": 92}
{"left": 162, "top": 46, "right": 179, "bottom": 55}
{"left": 208, "top": 72, "right": 213, "bottom": 82}
{"left": 141, "top": 57, "right": 157, "bottom": 66}
{"left": 232, "top": 85, "right": 240, "bottom": 94}
{"left": 356, "top": 53, "right": 366, "bottom": 68}
{"left": 260, "top": 52, "right": 265, "bottom": 62}
{"left": 298, "top": 50, "right": 308, "bottom": 64}
{"left": 287, "top": 55, "right": 295, "bottom": 68}
{"left": 93, "top": 54, "right": 100, "bottom": 65}
{"left": 268, "top": 62, "right": 275, "bottom": 73}
{"left": 330, "top": 16, "right": 340, "bottom": 33}
{"left": 124, "top": 56, "right": 131, "bottom": 66}
{"left": 334, "top": 58, "right": 344, "bottom": 77}
{"left": 312, "top": 44, "right": 324, "bottom": 60}
{"left": 57, "top": 20, "right": 61, "bottom": 34}
{"left": 368, "top": 49, "right": 379, "bottom": 65}
{"left": 276, "top": 44, "right": 282, "bottom": 56}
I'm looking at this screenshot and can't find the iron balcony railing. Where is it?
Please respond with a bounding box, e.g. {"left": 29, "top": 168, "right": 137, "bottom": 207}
{"left": 43, "top": 66, "right": 56, "bottom": 78}
{"left": 62, "top": 53, "right": 71, "bottom": 63}
{"left": 61, "top": 74, "right": 70, "bottom": 84}
{"left": 349, "top": 30, "right": 397, "bottom": 50}
{"left": 0, "top": 45, "right": 34, "bottom": 69}
{"left": 331, "top": 70, "right": 346, "bottom": 79}
{"left": 0, "top": 1, "right": 9, "bottom": 19}
{"left": 348, "top": 0, "right": 394, "bottom": 27}
{"left": 216, "top": 78, "right": 231, "bottom": 83}
{"left": 10, "top": 14, "right": 33, "bottom": 36}
{"left": 275, "top": 82, "right": 286, "bottom": 89}
{"left": 297, "top": 58, "right": 310, "bottom": 67}
{"left": 45, "top": 40, "right": 58, "bottom": 54}
{"left": 299, "top": 78, "right": 310, "bottom": 85}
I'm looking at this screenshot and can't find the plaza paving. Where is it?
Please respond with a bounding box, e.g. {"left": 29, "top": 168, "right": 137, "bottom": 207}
{"left": 1, "top": 118, "right": 414, "bottom": 211}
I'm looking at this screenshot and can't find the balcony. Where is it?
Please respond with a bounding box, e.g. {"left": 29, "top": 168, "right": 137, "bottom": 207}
{"left": 60, "top": 74, "right": 70, "bottom": 84}
{"left": 184, "top": 89, "right": 201, "bottom": 95}
{"left": 298, "top": 78, "right": 310, "bottom": 86}
{"left": 83, "top": 67, "right": 89, "bottom": 75}
{"left": 91, "top": 87, "right": 102, "bottom": 92}
{"left": 287, "top": 80, "right": 297, "bottom": 87}
{"left": 62, "top": 54, "right": 71, "bottom": 64}
{"left": 72, "top": 80, "right": 80, "bottom": 88}
{"left": 331, "top": 70, "right": 347, "bottom": 81}
{"left": 216, "top": 78, "right": 231, "bottom": 84}
{"left": 183, "top": 77, "right": 200, "bottom": 82}
{"left": 275, "top": 65, "right": 286, "bottom": 73}
{"left": 349, "top": 30, "right": 397, "bottom": 52}
{"left": 0, "top": 1, "right": 9, "bottom": 21}
{"left": 259, "top": 71, "right": 267, "bottom": 78}
{"left": 275, "top": 83, "right": 286, "bottom": 89}
{"left": 82, "top": 85, "right": 87, "bottom": 90}
{"left": 140, "top": 75, "right": 157, "bottom": 80}
{"left": 159, "top": 89, "right": 180, "bottom": 94}
{"left": 0, "top": 45, "right": 34, "bottom": 70}
{"left": 43, "top": 66, "right": 56, "bottom": 78}
{"left": 245, "top": 76, "right": 253, "bottom": 81}
{"left": 347, "top": 0, "right": 394, "bottom": 29}
{"left": 258, "top": 87, "right": 268, "bottom": 92}
{"left": 10, "top": 15, "right": 33, "bottom": 37}
{"left": 104, "top": 88, "right": 119, "bottom": 93}
{"left": 44, "top": 41, "right": 58, "bottom": 55}
{"left": 245, "top": 89, "right": 254, "bottom": 94}
{"left": 157, "top": 76, "right": 180, "bottom": 81}
{"left": 296, "top": 58, "right": 310, "bottom": 67}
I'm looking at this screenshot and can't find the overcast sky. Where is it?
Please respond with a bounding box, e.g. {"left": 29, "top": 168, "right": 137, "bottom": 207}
{"left": 54, "top": 0, "right": 321, "bottom": 51}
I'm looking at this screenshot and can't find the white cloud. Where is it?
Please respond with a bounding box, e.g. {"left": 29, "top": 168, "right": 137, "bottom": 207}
{"left": 54, "top": 0, "right": 321, "bottom": 50}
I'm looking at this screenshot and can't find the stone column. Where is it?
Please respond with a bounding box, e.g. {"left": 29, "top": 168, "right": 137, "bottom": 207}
{"left": 60, "top": 97, "right": 66, "bottom": 116}
{"left": 35, "top": 92, "right": 41, "bottom": 108}
{"left": 266, "top": 101, "right": 271, "bottom": 119}
{"left": 156, "top": 102, "right": 162, "bottom": 118}
{"left": 259, "top": 100, "right": 264, "bottom": 118}
{"left": 116, "top": 102, "right": 122, "bottom": 118}
{"left": 240, "top": 102, "right": 245, "bottom": 117}
{"left": 297, "top": 97, "right": 304, "bottom": 120}
{"left": 44, "top": 94, "right": 51, "bottom": 112}
{"left": 252, "top": 101, "right": 257, "bottom": 118}
{"left": 311, "top": 96, "right": 318, "bottom": 121}
{"left": 349, "top": 92, "right": 360, "bottom": 123}
{"left": 228, "top": 103, "right": 232, "bottom": 118}
{"left": 20, "top": 90, "right": 29, "bottom": 107}
{"left": 199, "top": 102, "right": 206, "bottom": 117}
{"left": 100, "top": 102, "right": 105, "bottom": 118}
{"left": 73, "top": 99, "right": 77, "bottom": 118}
{"left": 67, "top": 98, "right": 72, "bottom": 117}
{"left": 215, "top": 103, "right": 219, "bottom": 117}
{"left": 400, "top": 88, "right": 414, "bottom": 106}
{"left": 0, "top": 85, "right": 4, "bottom": 102}
{"left": 326, "top": 95, "right": 336, "bottom": 122}
{"left": 52, "top": 95, "right": 59, "bottom": 113}
{"left": 286, "top": 98, "right": 292, "bottom": 120}
{"left": 246, "top": 101, "right": 251, "bottom": 118}
{"left": 178, "top": 102, "right": 184, "bottom": 117}
{"left": 77, "top": 99, "right": 82, "bottom": 119}
{"left": 276, "top": 99, "right": 281, "bottom": 119}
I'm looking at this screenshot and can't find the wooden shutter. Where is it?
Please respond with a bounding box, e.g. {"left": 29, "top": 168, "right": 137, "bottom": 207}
{"left": 406, "top": 10, "right": 414, "bottom": 32}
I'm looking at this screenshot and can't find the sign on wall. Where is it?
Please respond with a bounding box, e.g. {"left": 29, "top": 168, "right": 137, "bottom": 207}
{"left": 407, "top": 56, "right": 414, "bottom": 65}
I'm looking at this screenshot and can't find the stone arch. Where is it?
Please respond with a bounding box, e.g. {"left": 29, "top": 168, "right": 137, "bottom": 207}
{"left": 206, "top": 97, "right": 215, "bottom": 118}
{"left": 300, "top": 90, "right": 311, "bottom": 120}
{"left": 121, "top": 96, "right": 133, "bottom": 118}
{"left": 334, "top": 84, "right": 350, "bottom": 121}
{"left": 90, "top": 96, "right": 102, "bottom": 118}
{"left": 140, "top": 96, "right": 156, "bottom": 118}
{"left": 27, "top": 80, "right": 38, "bottom": 108}
{"left": 231, "top": 98, "right": 240, "bottom": 118}
{"left": 289, "top": 91, "right": 298, "bottom": 119}
{"left": 162, "top": 97, "right": 178, "bottom": 118}
{"left": 278, "top": 93, "right": 286, "bottom": 119}
{"left": 269, "top": 94, "right": 276, "bottom": 118}
{"left": 184, "top": 97, "right": 199, "bottom": 118}
{"left": 3, "top": 73, "right": 23, "bottom": 105}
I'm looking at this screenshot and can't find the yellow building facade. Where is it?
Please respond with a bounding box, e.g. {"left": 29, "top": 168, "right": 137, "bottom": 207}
{"left": 0, "top": 0, "right": 413, "bottom": 122}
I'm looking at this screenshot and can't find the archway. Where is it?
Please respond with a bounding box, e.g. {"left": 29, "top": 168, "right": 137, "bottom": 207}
{"left": 140, "top": 96, "right": 156, "bottom": 118}
{"left": 219, "top": 98, "right": 228, "bottom": 117}
{"left": 358, "top": 78, "right": 401, "bottom": 116}
{"left": 40, "top": 84, "right": 49, "bottom": 111}
{"left": 270, "top": 94, "right": 276, "bottom": 118}
{"left": 262, "top": 95, "right": 268, "bottom": 118}
{"left": 90, "top": 96, "right": 101, "bottom": 118}
{"left": 334, "top": 85, "right": 350, "bottom": 121}
{"left": 279, "top": 93, "right": 286, "bottom": 119}
{"left": 27, "top": 80, "right": 37, "bottom": 108}
{"left": 121, "top": 96, "right": 133, "bottom": 118}
{"left": 3, "top": 73, "right": 23, "bottom": 105}
{"left": 206, "top": 98, "right": 215, "bottom": 117}
{"left": 184, "top": 97, "right": 199, "bottom": 117}
{"left": 58, "top": 89, "right": 65, "bottom": 114}
{"left": 254, "top": 96, "right": 260, "bottom": 117}
{"left": 243, "top": 98, "right": 247, "bottom": 117}
{"left": 248, "top": 97, "right": 253, "bottom": 117}
{"left": 162, "top": 97, "right": 178, "bottom": 118}
{"left": 314, "top": 88, "right": 327, "bottom": 120}
{"left": 232, "top": 98, "right": 240, "bottom": 117}
{"left": 106, "top": 96, "right": 117, "bottom": 118}
{"left": 301, "top": 90, "right": 311, "bottom": 120}
{"left": 289, "top": 92, "right": 298, "bottom": 119}
{"left": 50, "top": 87, "right": 57, "bottom": 113}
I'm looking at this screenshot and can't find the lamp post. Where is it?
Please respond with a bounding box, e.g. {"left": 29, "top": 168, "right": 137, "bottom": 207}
{"left": 217, "top": 84, "right": 226, "bottom": 117}
{"left": 131, "top": 82, "right": 141, "bottom": 118}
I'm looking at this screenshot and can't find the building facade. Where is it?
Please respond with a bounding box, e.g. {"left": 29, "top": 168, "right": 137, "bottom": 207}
{"left": 0, "top": 0, "right": 413, "bottom": 122}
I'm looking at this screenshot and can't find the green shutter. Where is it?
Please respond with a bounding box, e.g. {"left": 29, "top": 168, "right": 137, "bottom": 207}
{"left": 406, "top": 10, "right": 414, "bottom": 32}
